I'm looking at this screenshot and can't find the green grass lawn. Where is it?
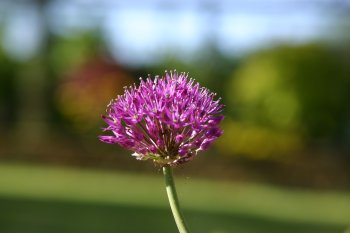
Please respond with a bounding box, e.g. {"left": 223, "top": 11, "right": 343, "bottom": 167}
{"left": 0, "top": 163, "right": 349, "bottom": 233}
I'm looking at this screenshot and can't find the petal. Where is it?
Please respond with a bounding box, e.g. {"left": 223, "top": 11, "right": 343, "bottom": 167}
{"left": 98, "top": 136, "right": 118, "bottom": 144}
{"left": 206, "top": 127, "right": 223, "bottom": 138}
{"left": 208, "top": 115, "right": 224, "bottom": 126}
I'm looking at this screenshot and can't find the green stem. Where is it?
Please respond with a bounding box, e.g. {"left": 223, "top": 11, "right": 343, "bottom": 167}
{"left": 163, "top": 166, "right": 191, "bottom": 233}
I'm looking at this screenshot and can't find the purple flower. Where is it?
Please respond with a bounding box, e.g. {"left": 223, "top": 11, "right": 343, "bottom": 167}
{"left": 99, "top": 70, "right": 224, "bottom": 166}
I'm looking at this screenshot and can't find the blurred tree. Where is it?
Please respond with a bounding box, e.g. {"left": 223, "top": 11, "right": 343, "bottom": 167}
{"left": 13, "top": 0, "right": 54, "bottom": 144}
{"left": 222, "top": 43, "right": 350, "bottom": 158}
{"left": 48, "top": 32, "right": 105, "bottom": 128}
{"left": 0, "top": 49, "right": 18, "bottom": 131}
{"left": 55, "top": 51, "right": 134, "bottom": 134}
{"left": 47, "top": 30, "right": 134, "bottom": 134}
{"left": 50, "top": 33, "right": 104, "bottom": 79}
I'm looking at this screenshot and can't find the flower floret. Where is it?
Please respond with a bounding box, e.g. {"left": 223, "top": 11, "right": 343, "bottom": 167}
{"left": 99, "top": 70, "right": 224, "bottom": 166}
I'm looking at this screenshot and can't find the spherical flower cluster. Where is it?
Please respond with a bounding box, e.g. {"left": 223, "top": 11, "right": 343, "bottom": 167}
{"left": 99, "top": 70, "right": 224, "bottom": 166}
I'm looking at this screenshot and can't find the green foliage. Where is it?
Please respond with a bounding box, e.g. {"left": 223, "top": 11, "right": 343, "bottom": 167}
{"left": 217, "top": 118, "right": 303, "bottom": 159}
{"left": 228, "top": 43, "right": 350, "bottom": 143}
{"left": 50, "top": 33, "right": 103, "bottom": 77}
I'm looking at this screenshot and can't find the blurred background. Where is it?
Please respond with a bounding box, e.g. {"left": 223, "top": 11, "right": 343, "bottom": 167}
{"left": 0, "top": 0, "right": 350, "bottom": 232}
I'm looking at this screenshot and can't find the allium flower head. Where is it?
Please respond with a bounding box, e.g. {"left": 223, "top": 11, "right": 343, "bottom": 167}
{"left": 99, "top": 70, "right": 224, "bottom": 166}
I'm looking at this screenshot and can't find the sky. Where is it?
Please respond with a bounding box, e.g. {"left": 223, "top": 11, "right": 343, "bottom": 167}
{"left": 0, "top": 0, "right": 343, "bottom": 65}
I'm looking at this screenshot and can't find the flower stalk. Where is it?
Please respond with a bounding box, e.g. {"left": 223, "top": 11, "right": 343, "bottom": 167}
{"left": 163, "top": 166, "right": 191, "bottom": 233}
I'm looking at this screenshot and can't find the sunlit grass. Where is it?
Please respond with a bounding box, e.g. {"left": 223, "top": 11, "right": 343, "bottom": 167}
{"left": 0, "top": 162, "right": 349, "bottom": 233}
